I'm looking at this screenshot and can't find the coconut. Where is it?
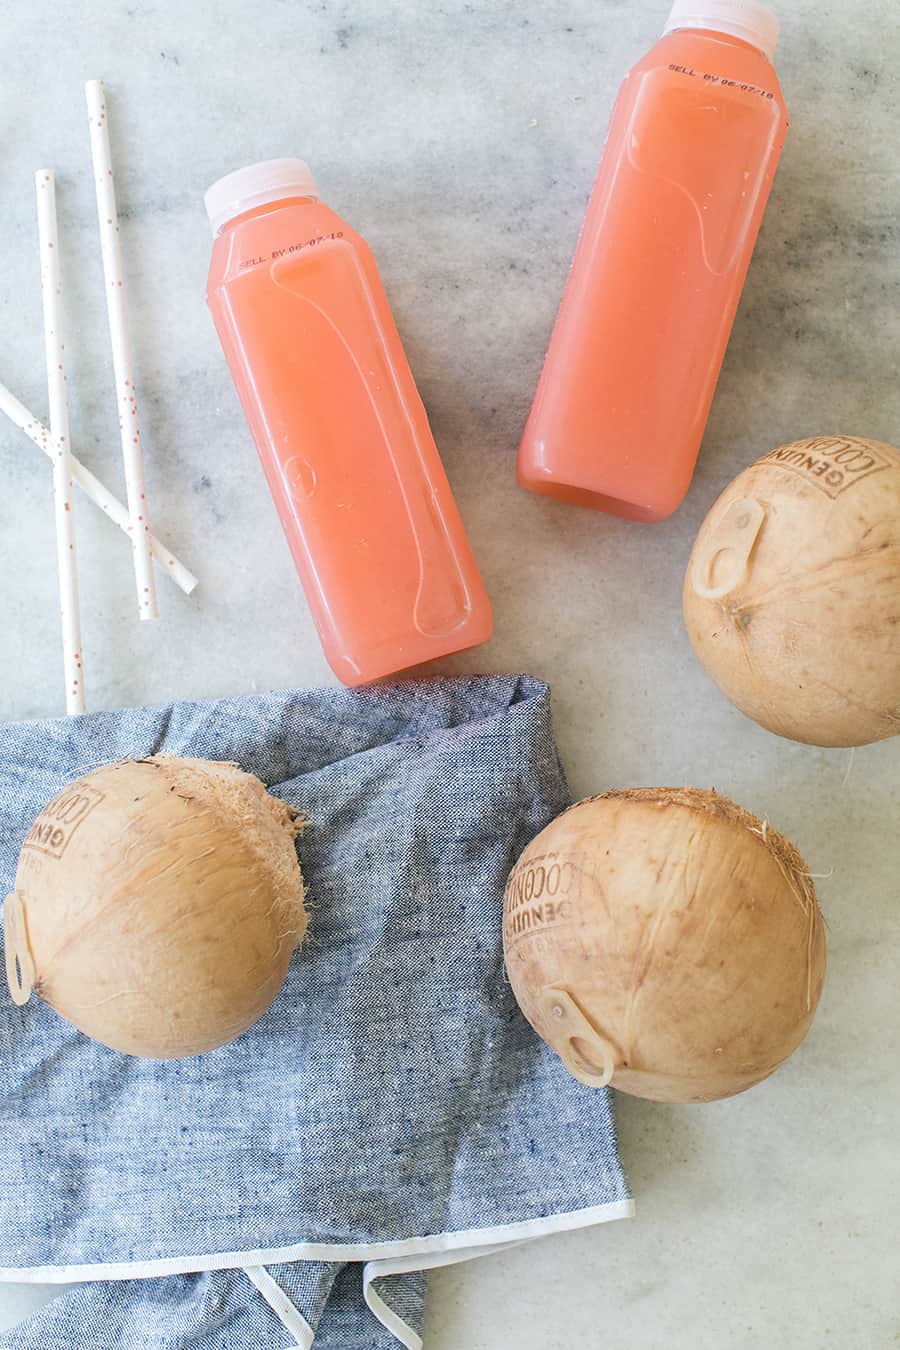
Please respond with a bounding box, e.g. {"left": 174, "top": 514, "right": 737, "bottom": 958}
{"left": 683, "top": 435, "right": 900, "bottom": 746}
{"left": 503, "top": 788, "right": 826, "bottom": 1103}
{"left": 4, "top": 755, "right": 306, "bottom": 1058}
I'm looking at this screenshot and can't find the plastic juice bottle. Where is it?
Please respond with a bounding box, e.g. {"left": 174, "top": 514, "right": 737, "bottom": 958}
{"left": 205, "top": 160, "right": 492, "bottom": 685}
{"left": 518, "top": 0, "right": 788, "bottom": 522}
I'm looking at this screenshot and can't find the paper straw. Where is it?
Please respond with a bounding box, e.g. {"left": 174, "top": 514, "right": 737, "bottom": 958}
{"left": 0, "top": 380, "right": 198, "bottom": 596}
{"left": 36, "top": 171, "right": 85, "bottom": 714}
{"left": 86, "top": 78, "right": 158, "bottom": 621}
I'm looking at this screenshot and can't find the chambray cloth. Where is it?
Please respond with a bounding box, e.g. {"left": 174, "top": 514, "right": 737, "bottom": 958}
{"left": 0, "top": 677, "right": 631, "bottom": 1349}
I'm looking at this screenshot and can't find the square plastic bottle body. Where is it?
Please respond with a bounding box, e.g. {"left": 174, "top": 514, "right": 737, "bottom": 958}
{"left": 208, "top": 200, "right": 492, "bottom": 683}
{"left": 518, "top": 28, "right": 788, "bottom": 522}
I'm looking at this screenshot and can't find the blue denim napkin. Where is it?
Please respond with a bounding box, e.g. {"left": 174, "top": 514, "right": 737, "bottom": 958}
{"left": 0, "top": 677, "right": 631, "bottom": 1348}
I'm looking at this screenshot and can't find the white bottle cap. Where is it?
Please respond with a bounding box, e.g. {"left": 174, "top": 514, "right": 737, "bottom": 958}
{"left": 663, "top": 0, "right": 779, "bottom": 62}
{"left": 204, "top": 158, "right": 319, "bottom": 235}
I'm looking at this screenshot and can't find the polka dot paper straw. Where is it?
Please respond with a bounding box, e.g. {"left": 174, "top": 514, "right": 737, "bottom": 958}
{"left": 86, "top": 78, "right": 158, "bottom": 621}
{"left": 0, "top": 380, "right": 198, "bottom": 597}
{"left": 36, "top": 170, "right": 85, "bottom": 715}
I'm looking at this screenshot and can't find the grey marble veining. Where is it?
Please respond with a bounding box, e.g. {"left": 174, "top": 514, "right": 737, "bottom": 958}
{"left": 2, "top": 1, "right": 899, "bottom": 1346}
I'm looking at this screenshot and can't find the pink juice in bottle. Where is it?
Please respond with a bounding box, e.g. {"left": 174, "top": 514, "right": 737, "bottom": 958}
{"left": 519, "top": 0, "right": 788, "bottom": 522}
{"left": 206, "top": 160, "right": 492, "bottom": 685}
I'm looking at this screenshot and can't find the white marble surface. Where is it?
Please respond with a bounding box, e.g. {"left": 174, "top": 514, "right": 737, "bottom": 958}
{"left": 2, "top": 0, "right": 899, "bottom": 1345}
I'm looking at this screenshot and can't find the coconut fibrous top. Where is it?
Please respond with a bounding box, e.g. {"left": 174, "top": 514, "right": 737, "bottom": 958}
{"left": 146, "top": 755, "right": 306, "bottom": 942}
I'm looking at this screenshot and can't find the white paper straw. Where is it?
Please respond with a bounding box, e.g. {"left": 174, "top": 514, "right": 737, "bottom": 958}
{"left": 36, "top": 170, "right": 85, "bottom": 715}
{"left": 86, "top": 78, "right": 158, "bottom": 621}
{"left": 0, "top": 380, "right": 198, "bottom": 596}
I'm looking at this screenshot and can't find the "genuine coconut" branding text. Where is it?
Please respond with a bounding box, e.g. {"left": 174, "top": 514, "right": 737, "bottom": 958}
{"left": 757, "top": 436, "right": 893, "bottom": 499}
{"left": 23, "top": 785, "right": 105, "bottom": 860}
{"left": 504, "top": 853, "right": 582, "bottom": 943}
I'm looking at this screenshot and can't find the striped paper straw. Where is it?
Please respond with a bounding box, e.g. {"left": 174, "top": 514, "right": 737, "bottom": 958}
{"left": 86, "top": 78, "right": 158, "bottom": 620}
{"left": 36, "top": 169, "right": 85, "bottom": 714}
{"left": 0, "top": 380, "right": 198, "bottom": 596}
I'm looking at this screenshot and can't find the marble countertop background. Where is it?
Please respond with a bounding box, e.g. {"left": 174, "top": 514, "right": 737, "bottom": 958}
{"left": 2, "top": 1, "right": 899, "bottom": 1346}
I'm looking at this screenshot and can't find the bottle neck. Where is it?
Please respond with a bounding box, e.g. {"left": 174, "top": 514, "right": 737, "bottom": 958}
{"left": 662, "top": 2, "right": 778, "bottom": 63}
{"left": 216, "top": 195, "right": 319, "bottom": 236}
{"left": 664, "top": 25, "right": 769, "bottom": 58}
